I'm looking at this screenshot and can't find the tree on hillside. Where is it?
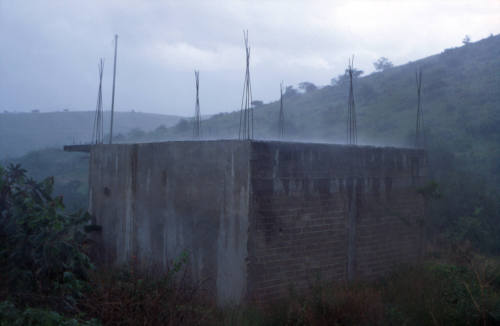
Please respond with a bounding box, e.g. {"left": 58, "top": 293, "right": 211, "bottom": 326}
{"left": 284, "top": 85, "right": 298, "bottom": 97}
{"left": 128, "top": 128, "right": 146, "bottom": 139}
{"left": 251, "top": 100, "right": 264, "bottom": 107}
{"left": 350, "top": 68, "right": 363, "bottom": 78}
{"left": 298, "top": 82, "right": 318, "bottom": 93}
{"left": 463, "top": 35, "right": 471, "bottom": 45}
{"left": 373, "top": 57, "right": 394, "bottom": 71}
{"left": 155, "top": 124, "right": 168, "bottom": 133}
{"left": 174, "top": 119, "right": 190, "bottom": 133}
{"left": 151, "top": 125, "right": 168, "bottom": 139}
{"left": 335, "top": 68, "right": 364, "bottom": 85}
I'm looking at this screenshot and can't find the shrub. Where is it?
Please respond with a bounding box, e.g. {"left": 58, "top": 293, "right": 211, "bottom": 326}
{"left": 81, "top": 255, "right": 213, "bottom": 326}
{"left": 0, "top": 300, "right": 100, "bottom": 326}
{"left": 0, "top": 163, "right": 93, "bottom": 312}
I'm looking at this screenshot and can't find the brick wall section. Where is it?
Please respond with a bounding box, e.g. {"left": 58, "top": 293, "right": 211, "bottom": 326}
{"left": 247, "top": 141, "right": 426, "bottom": 302}
{"left": 354, "top": 189, "right": 424, "bottom": 279}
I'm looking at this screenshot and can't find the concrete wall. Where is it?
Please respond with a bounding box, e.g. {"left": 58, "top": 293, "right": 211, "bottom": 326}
{"left": 247, "top": 141, "right": 426, "bottom": 302}
{"left": 89, "top": 140, "right": 250, "bottom": 304}
{"left": 88, "top": 140, "right": 426, "bottom": 304}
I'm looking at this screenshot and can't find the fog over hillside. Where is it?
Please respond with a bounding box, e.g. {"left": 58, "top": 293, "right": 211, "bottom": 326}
{"left": 128, "top": 34, "right": 500, "bottom": 157}
{"left": 0, "top": 111, "right": 180, "bottom": 158}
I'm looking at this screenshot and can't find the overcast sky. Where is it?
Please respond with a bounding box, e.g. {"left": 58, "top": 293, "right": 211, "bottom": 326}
{"left": 1, "top": 1, "right": 499, "bottom": 116}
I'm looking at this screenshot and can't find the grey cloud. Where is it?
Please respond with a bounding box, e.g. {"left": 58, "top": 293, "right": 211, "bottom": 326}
{"left": 1, "top": 1, "right": 499, "bottom": 115}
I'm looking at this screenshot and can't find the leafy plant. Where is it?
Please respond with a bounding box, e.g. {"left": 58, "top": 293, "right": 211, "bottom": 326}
{"left": 0, "top": 163, "right": 93, "bottom": 312}
{"left": 0, "top": 300, "right": 100, "bottom": 326}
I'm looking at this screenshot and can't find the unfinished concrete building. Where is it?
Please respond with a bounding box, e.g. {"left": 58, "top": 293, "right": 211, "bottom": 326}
{"left": 67, "top": 140, "right": 426, "bottom": 304}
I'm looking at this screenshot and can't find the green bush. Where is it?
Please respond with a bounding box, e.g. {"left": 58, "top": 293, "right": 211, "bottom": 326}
{"left": 0, "top": 300, "right": 100, "bottom": 326}
{"left": 81, "top": 255, "right": 211, "bottom": 326}
{"left": 0, "top": 163, "right": 93, "bottom": 312}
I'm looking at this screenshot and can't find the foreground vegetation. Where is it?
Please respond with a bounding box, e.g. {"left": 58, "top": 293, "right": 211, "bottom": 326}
{"left": 2, "top": 163, "right": 500, "bottom": 325}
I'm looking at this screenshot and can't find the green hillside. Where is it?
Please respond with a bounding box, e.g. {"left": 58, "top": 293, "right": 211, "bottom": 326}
{"left": 139, "top": 34, "right": 500, "bottom": 179}
{"left": 0, "top": 111, "right": 181, "bottom": 159}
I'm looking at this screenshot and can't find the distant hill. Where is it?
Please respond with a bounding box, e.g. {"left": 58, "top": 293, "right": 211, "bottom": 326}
{"left": 0, "top": 111, "right": 181, "bottom": 158}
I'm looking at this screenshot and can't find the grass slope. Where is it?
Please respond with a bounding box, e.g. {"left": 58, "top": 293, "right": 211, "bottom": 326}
{"left": 152, "top": 34, "right": 500, "bottom": 178}
{"left": 138, "top": 35, "right": 500, "bottom": 184}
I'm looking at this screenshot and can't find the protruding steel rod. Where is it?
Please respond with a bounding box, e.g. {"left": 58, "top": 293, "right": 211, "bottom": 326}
{"left": 193, "top": 70, "right": 201, "bottom": 138}
{"left": 239, "top": 30, "right": 254, "bottom": 140}
{"left": 278, "top": 82, "right": 285, "bottom": 138}
{"left": 346, "top": 55, "right": 357, "bottom": 145}
{"left": 92, "top": 59, "right": 105, "bottom": 144}
{"left": 415, "top": 69, "right": 425, "bottom": 148}
{"left": 109, "top": 34, "right": 118, "bottom": 144}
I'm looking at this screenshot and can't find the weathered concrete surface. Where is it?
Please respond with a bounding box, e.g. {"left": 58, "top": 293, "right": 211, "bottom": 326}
{"left": 87, "top": 140, "right": 426, "bottom": 304}
{"left": 89, "top": 140, "right": 250, "bottom": 304}
{"left": 247, "top": 141, "right": 426, "bottom": 302}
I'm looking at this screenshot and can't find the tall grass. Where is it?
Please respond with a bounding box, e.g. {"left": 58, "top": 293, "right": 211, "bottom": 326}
{"left": 74, "top": 252, "right": 500, "bottom": 325}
